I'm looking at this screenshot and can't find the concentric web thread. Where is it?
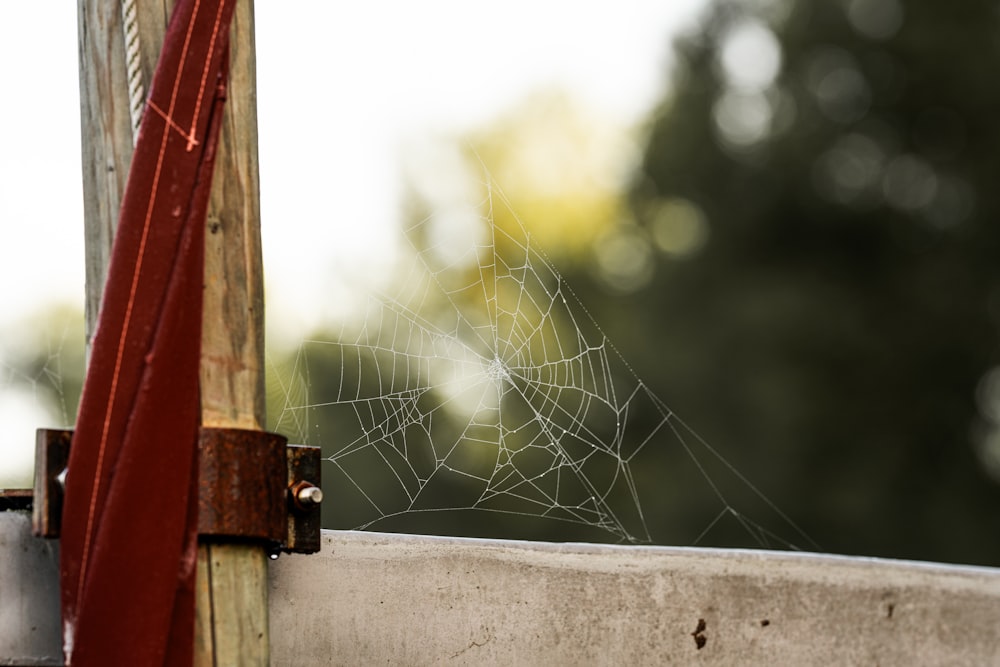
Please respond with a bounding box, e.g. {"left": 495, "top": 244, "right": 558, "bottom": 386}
{"left": 273, "top": 180, "right": 814, "bottom": 548}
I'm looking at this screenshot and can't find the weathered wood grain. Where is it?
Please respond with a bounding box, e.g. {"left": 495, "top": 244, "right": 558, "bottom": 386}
{"left": 199, "top": 0, "right": 266, "bottom": 431}
{"left": 79, "top": 0, "right": 131, "bottom": 340}
{"left": 79, "top": 0, "right": 171, "bottom": 341}
{"left": 193, "top": 3, "right": 269, "bottom": 664}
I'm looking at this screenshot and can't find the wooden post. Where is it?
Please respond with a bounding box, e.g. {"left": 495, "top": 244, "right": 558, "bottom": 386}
{"left": 77, "top": 1, "right": 269, "bottom": 665}
{"left": 192, "top": 1, "right": 270, "bottom": 663}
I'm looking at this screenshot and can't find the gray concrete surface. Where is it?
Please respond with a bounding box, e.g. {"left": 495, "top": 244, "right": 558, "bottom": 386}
{"left": 269, "top": 531, "right": 1000, "bottom": 666}
{"left": 4, "top": 513, "right": 1000, "bottom": 665}
{"left": 0, "top": 512, "right": 61, "bottom": 667}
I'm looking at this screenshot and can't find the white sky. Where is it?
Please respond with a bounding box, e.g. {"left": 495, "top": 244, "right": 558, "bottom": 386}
{"left": 0, "top": 1, "right": 705, "bottom": 485}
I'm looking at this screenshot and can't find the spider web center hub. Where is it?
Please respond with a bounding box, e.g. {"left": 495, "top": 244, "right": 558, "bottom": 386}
{"left": 486, "top": 356, "right": 511, "bottom": 383}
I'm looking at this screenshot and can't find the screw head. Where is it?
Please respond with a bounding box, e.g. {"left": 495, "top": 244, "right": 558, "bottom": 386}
{"left": 295, "top": 484, "right": 323, "bottom": 508}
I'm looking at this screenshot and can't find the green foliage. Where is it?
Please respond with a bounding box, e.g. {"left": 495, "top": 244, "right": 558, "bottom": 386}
{"left": 621, "top": 0, "right": 1000, "bottom": 565}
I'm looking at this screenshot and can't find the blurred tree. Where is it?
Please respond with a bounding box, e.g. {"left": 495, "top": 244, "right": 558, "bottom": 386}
{"left": 464, "top": 90, "right": 632, "bottom": 264}
{"left": 622, "top": 0, "right": 1000, "bottom": 565}
{"left": 278, "top": 0, "right": 1000, "bottom": 564}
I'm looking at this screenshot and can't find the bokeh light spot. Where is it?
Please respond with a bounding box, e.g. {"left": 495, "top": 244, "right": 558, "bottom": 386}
{"left": 649, "top": 198, "right": 709, "bottom": 257}
{"left": 718, "top": 20, "right": 782, "bottom": 92}
{"left": 846, "top": 0, "right": 904, "bottom": 41}
{"left": 882, "top": 154, "right": 938, "bottom": 212}
{"left": 593, "top": 226, "right": 654, "bottom": 293}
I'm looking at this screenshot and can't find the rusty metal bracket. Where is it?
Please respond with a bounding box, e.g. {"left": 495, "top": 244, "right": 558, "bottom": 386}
{"left": 30, "top": 427, "right": 322, "bottom": 554}
{"left": 198, "top": 427, "right": 288, "bottom": 543}
{"left": 284, "top": 444, "right": 323, "bottom": 554}
{"left": 32, "top": 428, "right": 72, "bottom": 538}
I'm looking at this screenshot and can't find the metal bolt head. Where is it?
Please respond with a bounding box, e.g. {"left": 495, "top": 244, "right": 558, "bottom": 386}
{"left": 295, "top": 484, "right": 323, "bottom": 508}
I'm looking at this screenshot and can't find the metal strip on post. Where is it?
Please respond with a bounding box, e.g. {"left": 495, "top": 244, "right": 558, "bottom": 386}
{"left": 30, "top": 428, "right": 321, "bottom": 554}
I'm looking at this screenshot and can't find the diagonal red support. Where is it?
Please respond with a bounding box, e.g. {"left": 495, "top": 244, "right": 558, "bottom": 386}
{"left": 61, "top": 1, "right": 237, "bottom": 664}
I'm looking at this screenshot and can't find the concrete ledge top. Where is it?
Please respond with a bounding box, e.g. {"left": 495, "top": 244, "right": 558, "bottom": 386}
{"left": 269, "top": 529, "right": 1000, "bottom": 666}
{"left": 312, "top": 528, "right": 1000, "bottom": 582}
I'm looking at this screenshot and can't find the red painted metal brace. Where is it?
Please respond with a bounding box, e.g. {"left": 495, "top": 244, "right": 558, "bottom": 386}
{"left": 60, "top": 1, "right": 237, "bottom": 664}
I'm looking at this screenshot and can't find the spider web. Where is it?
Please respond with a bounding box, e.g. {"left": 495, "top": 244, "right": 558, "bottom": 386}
{"left": 0, "top": 314, "right": 81, "bottom": 488}
{"left": 273, "top": 180, "right": 813, "bottom": 548}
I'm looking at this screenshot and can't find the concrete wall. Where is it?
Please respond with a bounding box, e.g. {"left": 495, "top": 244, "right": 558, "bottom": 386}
{"left": 4, "top": 511, "right": 1000, "bottom": 665}
{"left": 269, "top": 531, "right": 1000, "bottom": 666}
{"left": 0, "top": 512, "right": 61, "bottom": 667}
